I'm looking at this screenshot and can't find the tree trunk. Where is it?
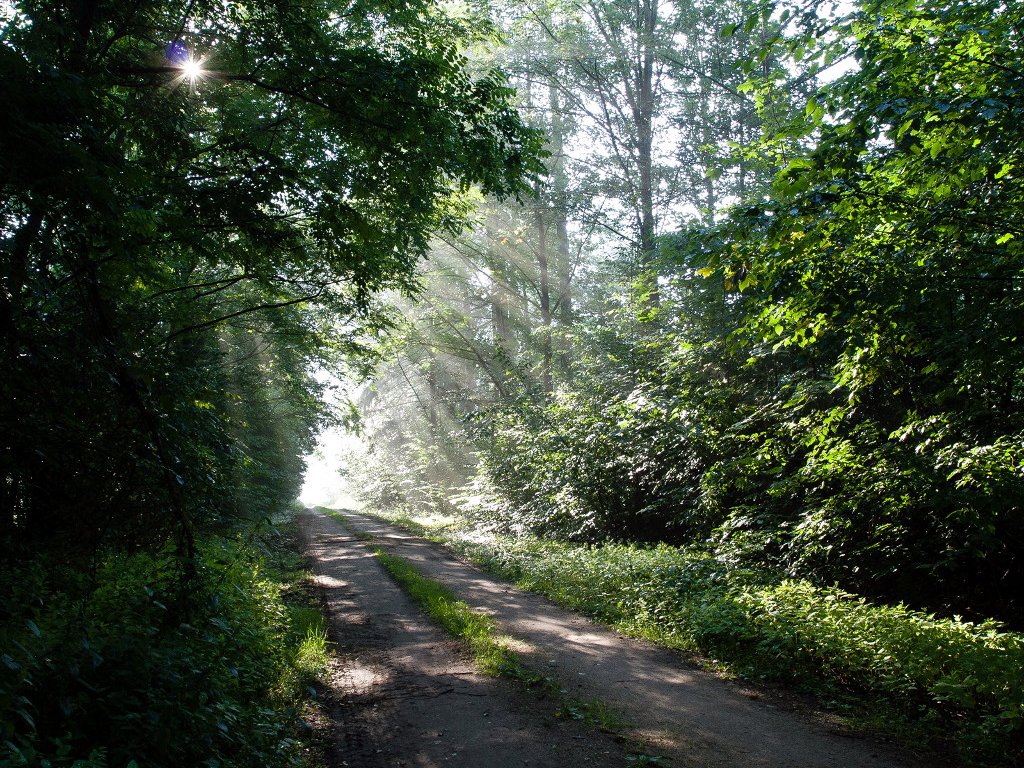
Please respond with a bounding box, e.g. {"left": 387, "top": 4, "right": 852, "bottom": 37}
{"left": 633, "top": 0, "right": 659, "bottom": 305}
{"left": 535, "top": 199, "right": 553, "bottom": 396}
{"left": 548, "top": 80, "right": 573, "bottom": 326}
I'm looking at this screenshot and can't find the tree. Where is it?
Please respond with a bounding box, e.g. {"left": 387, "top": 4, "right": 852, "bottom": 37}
{"left": 702, "top": 0, "right": 1024, "bottom": 617}
{"left": 345, "top": 0, "right": 807, "bottom": 534}
{"left": 0, "top": 0, "right": 542, "bottom": 559}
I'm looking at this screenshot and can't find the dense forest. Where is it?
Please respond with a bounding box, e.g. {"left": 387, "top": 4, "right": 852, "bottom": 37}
{"left": 2, "top": 0, "right": 1022, "bottom": 766}
{"left": 353, "top": 0, "right": 1024, "bottom": 627}
{"left": 0, "top": 0, "right": 538, "bottom": 765}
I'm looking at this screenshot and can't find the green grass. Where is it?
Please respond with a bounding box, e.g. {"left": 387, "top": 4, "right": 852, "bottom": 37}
{"left": 269, "top": 527, "right": 332, "bottom": 705}
{"left": 373, "top": 549, "right": 530, "bottom": 679}
{"left": 554, "top": 695, "right": 623, "bottom": 731}
{"left": 322, "top": 507, "right": 375, "bottom": 542}
{"left": 356, "top": 506, "right": 1024, "bottom": 767}
{"left": 322, "top": 508, "right": 529, "bottom": 679}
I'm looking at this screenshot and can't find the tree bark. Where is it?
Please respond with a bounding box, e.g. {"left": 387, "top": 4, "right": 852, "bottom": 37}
{"left": 548, "top": 80, "right": 573, "bottom": 326}
{"left": 635, "top": 0, "right": 659, "bottom": 305}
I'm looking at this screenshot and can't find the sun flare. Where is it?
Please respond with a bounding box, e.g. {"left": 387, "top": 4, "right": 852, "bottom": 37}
{"left": 179, "top": 56, "right": 205, "bottom": 82}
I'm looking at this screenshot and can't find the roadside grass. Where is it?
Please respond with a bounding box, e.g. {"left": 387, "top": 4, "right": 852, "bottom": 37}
{"left": 354, "top": 507, "right": 1024, "bottom": 767}
{"left": 265, "top": 514, "right": 333, "bottom": 710}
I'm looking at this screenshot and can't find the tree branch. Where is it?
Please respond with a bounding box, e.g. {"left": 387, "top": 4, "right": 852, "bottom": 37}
{"left": 162, "top": 289, "right": 325, "bottom": 344}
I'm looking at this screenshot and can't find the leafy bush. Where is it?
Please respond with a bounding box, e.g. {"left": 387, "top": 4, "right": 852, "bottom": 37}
{"left": 478, "top": 380, "right": 721, "bottom": 544}
{"left": 0, "top": 530, "right": 325, "bottom": 768}
{"left": 348, "top": 434, "right": 468, "bottom": 521}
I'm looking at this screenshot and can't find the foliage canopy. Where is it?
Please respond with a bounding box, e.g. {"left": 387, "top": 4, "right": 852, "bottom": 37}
{"left": 0, "top": 0, "right": 542, "bottom": 555}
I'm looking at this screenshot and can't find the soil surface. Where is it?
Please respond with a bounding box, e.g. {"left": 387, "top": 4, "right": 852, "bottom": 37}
{"left": 300, "top": 508, "right": 921, "bottom": 768}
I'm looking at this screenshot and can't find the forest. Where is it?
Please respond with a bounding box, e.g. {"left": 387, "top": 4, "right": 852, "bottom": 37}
{"left": 1, "top": 0, "right": 1022, "bottom": 766}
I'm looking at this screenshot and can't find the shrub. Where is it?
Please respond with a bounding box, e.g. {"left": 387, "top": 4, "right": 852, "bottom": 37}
{"left": 0, "top": 532, "right": 323, "bottom": 768}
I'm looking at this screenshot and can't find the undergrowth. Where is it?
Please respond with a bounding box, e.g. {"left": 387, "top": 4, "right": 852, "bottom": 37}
{"left": 362, "top": 507, "right": 1024, "bottom": 766}
{"left": 0, "top": 513, "right": 329, "bottom": 768}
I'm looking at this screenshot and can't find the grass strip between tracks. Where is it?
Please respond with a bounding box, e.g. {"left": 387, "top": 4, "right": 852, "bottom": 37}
{"left": 374, "top": 548, "right": 630, "bottom": 737}
{"left": 323, "top": 509, "right": 633, "bottom": 737}
{"left": 373, "top": 548, "right": 528, "bottom": 679}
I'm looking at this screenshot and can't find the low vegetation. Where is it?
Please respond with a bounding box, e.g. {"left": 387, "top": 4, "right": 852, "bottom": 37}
{"left": 363, "top": 508, "right": 1024, "bottom": 766}
{"left": 371, "top": 547, "right": 526, "bottom": 680}
{"left": 0, "top": 515, "right": 329, "bottom": 768}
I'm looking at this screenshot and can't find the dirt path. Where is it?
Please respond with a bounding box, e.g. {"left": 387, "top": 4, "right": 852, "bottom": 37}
{"left": 302, "top": 508, "right": 920, "bottom": 768}
{"left": 299, "top": 509, "right": 633, "bottom": 767}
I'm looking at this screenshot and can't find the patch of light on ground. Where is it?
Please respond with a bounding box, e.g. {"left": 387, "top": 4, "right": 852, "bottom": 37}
{"left": 299, "top": 427, "right": 363, "bottom": 509}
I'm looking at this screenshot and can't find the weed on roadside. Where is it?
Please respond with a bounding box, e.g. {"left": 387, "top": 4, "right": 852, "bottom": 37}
{"left": 626, "top": 754, "right": 668, "bottom": 766}
{"left": 555, "top": 696, "right": 623, "bottom": 732}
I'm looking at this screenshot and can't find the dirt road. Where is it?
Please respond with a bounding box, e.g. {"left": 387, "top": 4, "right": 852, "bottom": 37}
{"left": 300, "top": 508, "right": 919, "bottom": 768}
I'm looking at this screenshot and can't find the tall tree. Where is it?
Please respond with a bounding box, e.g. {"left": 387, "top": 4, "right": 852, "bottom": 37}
{"left": 0, "top": 0, "right": 542, "bottom": 557}
{"left": 701, "top": 0, "right": 1024, "bottom": 615}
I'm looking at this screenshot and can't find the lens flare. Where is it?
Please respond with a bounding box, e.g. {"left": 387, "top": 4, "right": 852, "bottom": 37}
{"left": 166, "top": 40, "right": 188, "bottom": 65}
{"left": 165, "top": 41, "right": 205, "bottom": 88}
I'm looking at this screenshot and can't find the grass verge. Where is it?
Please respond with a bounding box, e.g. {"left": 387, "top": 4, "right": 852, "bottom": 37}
{"left": 269, "top": 512, "right": 336, "bottom": 768}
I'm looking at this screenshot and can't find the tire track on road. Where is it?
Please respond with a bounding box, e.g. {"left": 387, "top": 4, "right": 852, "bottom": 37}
{"left": 299, "top": 509, "right": 633, "bottom": 768}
